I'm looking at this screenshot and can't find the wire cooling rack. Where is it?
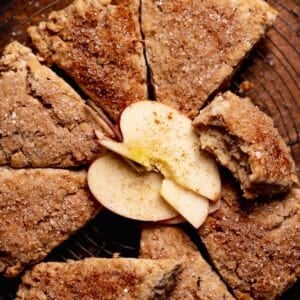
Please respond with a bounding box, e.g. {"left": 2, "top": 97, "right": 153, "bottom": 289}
{"left": 0, "top": 0, "right": 299, "bottom": 299}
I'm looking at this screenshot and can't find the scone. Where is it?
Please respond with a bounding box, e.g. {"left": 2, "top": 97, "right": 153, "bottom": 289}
{"left": 28, "top": 0, "right": 147, "bottom": 121}
{"left": 193, "top": 91, "right": 298, "bottom": 199}
{"left": 141, "top": 0, "right": 277, "bottom": 118}
{"left": 17, "top": 258, "right": 181, "bottom": 300}
{"left": 199, "top": 181, "right": 300, "bottom": 299}
{"left": 0, "top": 41, "right": 104, "bottom": 168}
{"left": 140, "top": 225, "right": 234, "bottom": 300}
{"left": 0, "top": 168, "right": 100, "bottom": 277}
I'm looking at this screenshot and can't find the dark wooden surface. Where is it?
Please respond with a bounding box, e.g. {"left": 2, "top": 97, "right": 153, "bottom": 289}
{"left": 0, "top": 0, "right": 299, "bottom": 299}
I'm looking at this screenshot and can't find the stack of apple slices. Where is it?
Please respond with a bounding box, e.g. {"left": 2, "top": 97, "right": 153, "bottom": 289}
{"left": 88, "top": 101, "right": 221, "bottom": 228}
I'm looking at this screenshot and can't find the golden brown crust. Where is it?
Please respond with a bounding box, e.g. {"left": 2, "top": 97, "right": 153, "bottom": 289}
{"left": 28, "top": 0, "right": 147, "bottom": 121}
{"left": 0, "top": 41, "right": 104, "bottom": 168}
{"left": 140, "top": 225, "right": 234, "bottom": 300}
{"left": 17, "top": 258, "right": 182, "bottom": 300}
{"left": 0, "top": 168, "right": 100, "bottom": 277}
{"left": 193, "top": 91, "right": 298, "bottom": 198}
{"left": 142, "top": 0, "right": 277, "bottom": 118}
{"left": 199, "top": 182, "right": 300, "bottom": 299}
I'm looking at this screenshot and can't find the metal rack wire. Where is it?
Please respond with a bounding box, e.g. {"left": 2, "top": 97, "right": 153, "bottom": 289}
{"left": 0, "top": 0, "right": 299, "bottom": 298}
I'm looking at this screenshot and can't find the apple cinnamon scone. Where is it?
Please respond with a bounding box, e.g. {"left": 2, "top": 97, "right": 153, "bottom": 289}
{"left": 0, "top": 168, "right": 100, "bottom": 277}
{"left": 199, "top": 182, "right": 300, "bottom": 299}
{"left": 0, "top": 41, "right": 104, "bottom": 168}
{"left": 193, "top": 91, "right": 298, "bottom": 199}
{"left": 141, "top": 0, "right": 277, "bottom": 118}
{"left": 17, "top": 258, "right": 182, "bottom": 300}
{"left": 140, "top": 225, "right": 234, "bottom": 300}
{"left": 28, "top": 0, "right": 147, "bottom": 121}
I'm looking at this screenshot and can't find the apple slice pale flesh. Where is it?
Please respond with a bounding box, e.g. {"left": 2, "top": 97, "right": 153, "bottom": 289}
{"left": 88, "top": 153, "right": 178, "bottom": 221}
{"left": 158, "top": 215, "right": 186, "bottom": 225}
{"left": 97, "top": 101, "right": 221, "bottom": 201}
{"left": 160, "top": 193, "right": 221, "bottom": 225}
{"left": 160, "top": 179, "right": 209, "bottom": 229}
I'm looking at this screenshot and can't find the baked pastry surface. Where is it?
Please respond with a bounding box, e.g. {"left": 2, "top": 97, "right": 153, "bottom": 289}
{"left": 0, "top": 168, "right": 100, "bottom": 277}
{"left": 0, "top": 41, "right": 103, "bottom": 168}
{"left": 17, "top": 258, "right": 181, "bottom": 300}
{"left": 28, "top": 0, "right": 147, "bottom": 120}
{"left": 193, "top": 91, "right": 298, "bottom": 198}
{"left": 199, "top": 182, "right": 300, "bottom": 299}
{"left": 140, "top": 225, "right": 234, "bottom": 299}
{"left": 142, "top": 0, "right": 277, "bottom": 117}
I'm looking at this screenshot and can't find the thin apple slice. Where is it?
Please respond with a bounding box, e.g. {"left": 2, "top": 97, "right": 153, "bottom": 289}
{"left": 97, "top": 101, "right": 221, "bottom": 201}
{"left": 96, "top": 130, "right": 152, "bottom": 171}
{"left": 158, "top": 215, "right": 186, "bottom": 225}
{"left": 159, "top": 198, "right": 219, "bottom": 225}
{"left": 95, "top": 130, "right": 147, "bottom": 174}
{"left": 88, "top": 153, "right": 178, "bottom": 221}
{"left": 160, "top": 179, "right": 209, "bottom": 229}
{"left": 209, "top": 198, "right": 221, "bottom": 214}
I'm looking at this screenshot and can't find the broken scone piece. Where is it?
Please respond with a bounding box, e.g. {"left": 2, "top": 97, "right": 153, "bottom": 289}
{"left": 0, "top": 168, "right": 100, "bottom": 277}
{"left": 193, "top": 92, "right": 298, "bottom": 199}
{"left": 0, "top": 41, "right": 104, "bottom": 168}
{"left": 140, "top": 226, "right": 234, "bottom": 299}
{"left": 199, "top": 182, "right": 300, "bottom": 299}
{"left": 142, "top": 0, "right": 277, "bottom": 117}
{"left": 17, "top": 258, "right": 181, "bottom": 300}
{"left": 28, "top": 0, "right": 147, "bottom": 120}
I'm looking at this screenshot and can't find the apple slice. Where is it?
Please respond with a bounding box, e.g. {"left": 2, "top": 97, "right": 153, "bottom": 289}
{"left": 160, "top": 179, "right": 209, "bottom": 229}
{"left": 97, "top": 101, "right": 221, "bottom": 201}
{"left": 209, "top": 198, "right": 221, "bottom": 214}
{"left": 88, "top": 153, "right": 178, "bottom": 221}
{"left": 159, "top": 193, "right": 220, "bottom": 225}
{"left": 158, "top": 215, "right": 186, "bottom": 225}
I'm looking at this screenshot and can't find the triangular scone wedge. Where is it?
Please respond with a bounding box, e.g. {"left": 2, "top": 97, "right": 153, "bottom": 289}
{"left": 199, "top": 182, "right": 300, "bottom": 299}
{"left": 17, "top": 258, "right": 181, "bottom": 299}
{"left": 28, "top": 0, "right": 147, "bottom": 121}
{"left": 0, "top": 41, "right": 104, "bottom": 168}
{"left": 0, "top": 168, "right": 100, "bottom": 277}
{"left": 140, "top": 225, "right": 234, "bottom": 299}
{"left": 141, "top": 0, "right": 277, "bottom": 118}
